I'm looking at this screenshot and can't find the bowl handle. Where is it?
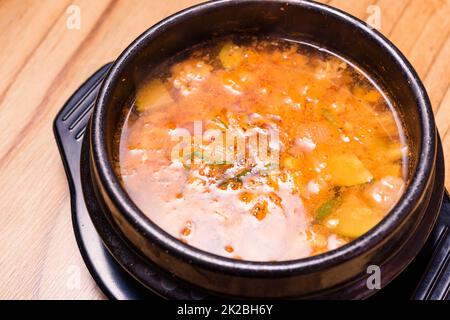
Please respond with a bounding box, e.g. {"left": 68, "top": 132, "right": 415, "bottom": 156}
{"left": 413, "top": 190, "right": 450, "bottom": 300}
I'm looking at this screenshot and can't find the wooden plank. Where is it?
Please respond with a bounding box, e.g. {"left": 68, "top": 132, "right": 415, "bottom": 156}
{"left": 0, "top": 0, "right": 113, "bottom": 160}
{"left": 329, "top": 0, "right": 377, "bottom": 19}
{"left": 0, "top": 0, "right": 71, "bottom": 95}
{"left": 408, "top": 1, "right": 450, "bottom": 78}
{"left": 389, "top": 0, "right": 437, "bottom": 55}
{"left": 435, "top": 88, "right": 450, "bottom": 138}
{"left": 424, "top": 36, "right": 450, "bottom": 112}
{"left": 376, "top": 0, "right": 410, "bottom": 35}
{"left": 0, "top": 0, "right": 202, "bottom": 300}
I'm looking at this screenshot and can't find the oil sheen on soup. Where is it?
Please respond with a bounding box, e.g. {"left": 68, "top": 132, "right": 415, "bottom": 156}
{"left": 117, "top": 38, "right": 408, "bottom": 262}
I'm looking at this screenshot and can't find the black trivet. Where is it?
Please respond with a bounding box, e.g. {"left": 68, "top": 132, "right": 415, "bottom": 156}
{"left": 54, "top": 64, "right": 450, "bottom": 300}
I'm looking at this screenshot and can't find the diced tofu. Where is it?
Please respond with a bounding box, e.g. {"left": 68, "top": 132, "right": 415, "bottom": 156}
{"left": 364, "top": 176, "right": 404, "bottom": 210}
{"left": 170, "top": 59, "right": 212, "bottom": 96}
{"left": 327, "top": 154, "right": 373, "bottom": 186}
{"left": 289, "top": 137, "right": 316, "bottom": 155}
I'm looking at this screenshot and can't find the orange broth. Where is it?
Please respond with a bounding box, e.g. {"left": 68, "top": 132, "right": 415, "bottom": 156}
{"left": 117, "top": 38, "right": 408, "bottom": 261}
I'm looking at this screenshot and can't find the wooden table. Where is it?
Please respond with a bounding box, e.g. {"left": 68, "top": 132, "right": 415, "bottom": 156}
{"left": 0, "top": 0, "right": 448, "bottom": 299}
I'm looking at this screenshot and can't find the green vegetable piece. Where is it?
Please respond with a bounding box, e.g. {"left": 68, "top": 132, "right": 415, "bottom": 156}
{"left": 212, "top": 117, "right": 229, "bottom": 130}
{"left": 322, "top": 108, "right": 337, "bottom": 125}
{"left": 217, "top": 166, "right": 253, "bottom": 188}
{"left": 315, "top": 196, "right": 340, "bottom": 221}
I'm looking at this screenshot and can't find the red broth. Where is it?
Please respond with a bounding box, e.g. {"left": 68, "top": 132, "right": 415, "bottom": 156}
{"left": 116, "top": 38, "right": 408, "bottom": 261}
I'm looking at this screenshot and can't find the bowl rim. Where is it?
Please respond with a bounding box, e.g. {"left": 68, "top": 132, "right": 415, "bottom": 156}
{"left": 91, "top": 0, "right": 436, "bottom": 276}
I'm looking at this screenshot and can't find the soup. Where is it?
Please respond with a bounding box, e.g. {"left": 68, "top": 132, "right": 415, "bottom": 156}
{"left": 116, "top": 38, "right": 408, "bottom": 261}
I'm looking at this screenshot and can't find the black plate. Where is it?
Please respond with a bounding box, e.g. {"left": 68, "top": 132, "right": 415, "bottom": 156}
{"left": 54, "top": 64, "right": 450, "bottom": 300}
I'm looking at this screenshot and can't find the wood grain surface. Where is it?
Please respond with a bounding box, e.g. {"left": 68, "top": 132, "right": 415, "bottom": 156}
{"left": 0, "top": 0, "right": 448, "bottom": 300}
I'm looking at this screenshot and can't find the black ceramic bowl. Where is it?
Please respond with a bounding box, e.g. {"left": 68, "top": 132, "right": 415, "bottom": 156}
{"left": 88, "top": 0, "right": 439, "bottom": 298}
